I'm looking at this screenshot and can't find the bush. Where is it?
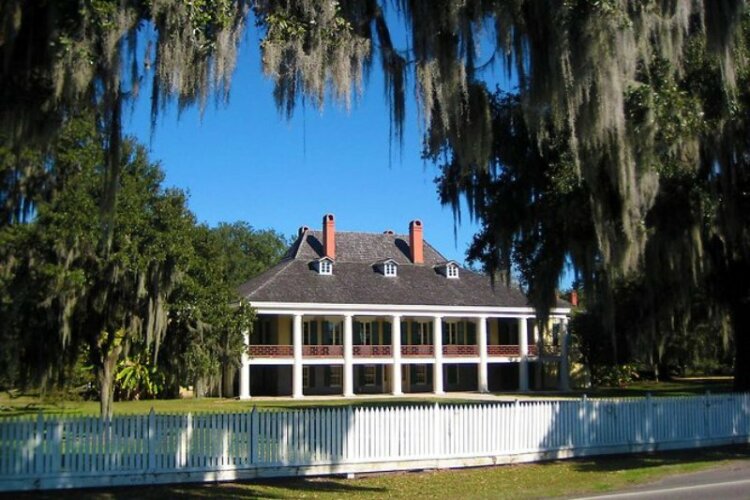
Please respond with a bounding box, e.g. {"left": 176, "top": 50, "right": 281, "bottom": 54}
{"left": 591, "top": 364, "right": 640, "bottom": 387}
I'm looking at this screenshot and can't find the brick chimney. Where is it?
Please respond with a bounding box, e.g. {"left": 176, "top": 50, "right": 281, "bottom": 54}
{"left": 323, "top": 213, "right": 335, "bottom": 259}
{"left": 570, "top": 290, "right": 579, "bottom": 307}
{"left": 409, "top": 220, "right": 423, "bottom": 264}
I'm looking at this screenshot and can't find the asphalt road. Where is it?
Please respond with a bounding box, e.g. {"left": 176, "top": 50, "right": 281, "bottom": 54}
{"left": 574, "top": 460, "right": 750, "bottom": 500}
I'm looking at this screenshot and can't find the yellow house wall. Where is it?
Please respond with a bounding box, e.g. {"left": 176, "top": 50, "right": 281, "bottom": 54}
{"left": 276, "top": 316, "right": 292, "bottom": 344}
{"left": 489, "top": 319, "right": 500, "bottom": 345}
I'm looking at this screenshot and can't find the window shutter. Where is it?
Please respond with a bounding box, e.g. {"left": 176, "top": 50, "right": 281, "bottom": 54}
{"left": 466, "top": 321, "right": 476, "bottom": 345}
{"left": 372, "top": 321, "right": 380, "bottom": 344}
{"left": 442, "top": 321, "right": 449, "bottom": 345}
{"left": 382, "top": 321, "right": 392, "bottom": 345}
{"left": 401, "top": 321, "right": 408, "bottom": 344}
{"left": 310, "top": 320, "right": 318, "bottom": 345}
{"left": 354, "top": 322, "right": 362, "bottom": 345}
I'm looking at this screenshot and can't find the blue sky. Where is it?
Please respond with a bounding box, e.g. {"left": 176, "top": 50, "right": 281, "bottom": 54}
{"left": 124, "top": 28, "right": 484, "bottom": 265}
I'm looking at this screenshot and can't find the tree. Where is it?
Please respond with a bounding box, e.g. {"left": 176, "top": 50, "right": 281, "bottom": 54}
{"left": 160, "top": 222, "right": 285, "bottom": 398}
{"left": 2, "top": 2, "right": 748, "bottom": 387}
{"left": 0, "top": 116, "right": 195, "bottom": 418}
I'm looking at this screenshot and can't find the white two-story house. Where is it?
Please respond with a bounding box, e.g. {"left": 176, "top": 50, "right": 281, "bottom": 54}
{"left": 237, "top": 214, "right": 571, "bottom": 398}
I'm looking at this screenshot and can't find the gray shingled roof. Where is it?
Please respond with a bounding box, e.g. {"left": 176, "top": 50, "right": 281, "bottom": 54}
{"left": 289, "top": 230, "right": 446, "bottom": 265}
{"left": 239, "top": 229, "right": 536, "bottom": 308}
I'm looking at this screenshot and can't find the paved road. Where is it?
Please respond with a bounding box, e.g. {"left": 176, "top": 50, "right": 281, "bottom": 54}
{"left": 575, "top": 460, "right": 750, "bottom": 499}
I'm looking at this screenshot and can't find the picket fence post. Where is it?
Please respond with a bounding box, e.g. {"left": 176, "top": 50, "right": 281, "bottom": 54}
{"left": 147, "top": 408, "right": 156, "bottom": 472}
{"left": 249, "top": 406, "right": 257, "bottom": 465}
{"left": 581, "top": 395, "right": 590, "bottom": 449}
{"left": 432, "top": 403, "right": 442, "bottom": 458}
{"left": 645, "top": 393, "right": 653, "bottom": 443}
{"left": 704, "top": 391, "right": 712, "bottom": 439}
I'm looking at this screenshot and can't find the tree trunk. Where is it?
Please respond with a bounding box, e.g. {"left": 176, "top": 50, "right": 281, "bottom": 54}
{"left": 194, "top": 377, "right": 205, "bottom": 399}
{"left": 97, "top": 347, "right": 121, "bottom": 420}
{"left": 222, "top": 364, "right": 236, "bottom": 398}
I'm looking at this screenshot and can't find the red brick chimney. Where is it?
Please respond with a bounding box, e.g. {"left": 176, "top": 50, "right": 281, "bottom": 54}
{"left": 323, "top": 213, "right": 335, "bottom": 259}
{"left": 570, "top": 290, "right": 579, "bottom": 307}
{"left": 409, "top": 220, "right": 423, "bottom": 264}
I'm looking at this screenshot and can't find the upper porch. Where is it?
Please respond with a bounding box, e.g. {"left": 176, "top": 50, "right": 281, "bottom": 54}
{"left": 247, "top": 314, "right": 562, "bottom": 361}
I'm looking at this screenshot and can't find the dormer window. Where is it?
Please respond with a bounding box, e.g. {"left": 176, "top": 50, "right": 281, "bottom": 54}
{"left": 384, "top": 262, "right": 397, "bottom": 277}
{"left": 315, "top": 257, "right": 333, "bottom": 275}
{"left": 436, "top": 261, "right": 460, "bottom": 279}
{"left": 375, "top": 259, "right": 398, "bottom": 277}
{"left": 447, "top": 264, "right": 459, "bottom": 279}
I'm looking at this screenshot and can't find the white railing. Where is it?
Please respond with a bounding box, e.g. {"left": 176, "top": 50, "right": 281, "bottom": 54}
{"left": 1, "top": 393, "right": 748, "bottom": 492}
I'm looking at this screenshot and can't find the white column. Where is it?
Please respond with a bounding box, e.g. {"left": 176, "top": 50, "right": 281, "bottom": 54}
{"left": 391, "top": 315, "right": 402, "bottom": 395}
{"left": 559, "top": 317, "right": 571, "bottom": 391}
{"left": 433, "top": 316, "right": 444, "bottom": 395}
{"left": 477, "top": 316, "right": 488, "bottom": 393}
{"left": 343, "top": 314, "right": 354, "bottom": 397}
{"left": 293, "top": 314, "right": 303, "bottom": 398}
{"left": 518, "top": 317, "right": 529, "bottom": 392}
{"left": 239, "top": 330, "right": 251, "bottom": 400}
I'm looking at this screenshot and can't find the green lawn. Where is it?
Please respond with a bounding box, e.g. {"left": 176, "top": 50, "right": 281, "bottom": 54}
{"left": 0, "top": 394, "right": 485, "bottom": 418}
{"left": 4, "top": 445, "right": 749, "bottom": 499}
{"left": 0, "top": 377, "right": 736, "bottom": 418}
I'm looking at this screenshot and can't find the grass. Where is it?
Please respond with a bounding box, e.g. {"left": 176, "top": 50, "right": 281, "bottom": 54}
{"left": 0, "top": 393, "right": 483, "bottom": 418}
{"left": 0, "top": 377, "right": 736, "bottom": 418}
{"left": 3, "top": 445, "right": 749, "bottom": 499}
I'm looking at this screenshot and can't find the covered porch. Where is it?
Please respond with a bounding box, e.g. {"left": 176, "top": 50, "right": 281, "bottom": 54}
{"left": 239, "top": 307, "right": 571, "bottom": 399}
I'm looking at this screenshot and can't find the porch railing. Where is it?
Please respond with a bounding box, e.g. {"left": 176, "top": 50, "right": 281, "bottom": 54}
{"left": 442, "top": 345, "right": 478, "bottom": 356}
{"left": 249, "top": 344, "right": 541, "bottom": 358}
{"left": 303, "top": 345, "right": 344, "bottom": 357}
{"left": 353, "top": 345, "right": 392, "bottom": 357}
{"left": 486, "top": 345, "right": 539, "bottom": 356}
{"left": 248, "top": 345, "right": 293, "bottom": 357}
{"left": 401, "top": 345, "right": 434, "bottom": 356}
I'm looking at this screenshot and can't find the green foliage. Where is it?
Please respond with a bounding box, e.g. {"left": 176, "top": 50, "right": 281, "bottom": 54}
{"left": 590, "top": 364, "right": 640, "bottom": 388}
{"left": 0, "top": 115, "right": 286, "bottom": 413}
{"left": 160, "top": 220, "right": 283, "bottom": 397}
{"left": 115, "top": 351, "right": 163, "bottom": 400}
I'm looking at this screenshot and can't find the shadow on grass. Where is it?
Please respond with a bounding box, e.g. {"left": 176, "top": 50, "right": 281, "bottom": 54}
{"left": 2, "top": 477, "right": 387, "bottom": 500}
{"left": 566, "top": 444, "right": 750, "bottom": 474}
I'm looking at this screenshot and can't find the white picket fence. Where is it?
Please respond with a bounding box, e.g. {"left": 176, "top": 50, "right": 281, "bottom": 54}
{"left": 1, "top": 393, "right": 749, "bottom": 491}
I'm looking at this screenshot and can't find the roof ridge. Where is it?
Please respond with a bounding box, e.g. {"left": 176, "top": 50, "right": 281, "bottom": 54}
{"left": 290, "top": 230, "right": 307, "bottom": 259}
{"left": 306, "top": 229, "right": 409, "bottom": 236}
{"left": 422, "top": 239, "right": 448, "bottom": 262}
{"left": 244, "top": 258, "right": 297, "bottom": 298}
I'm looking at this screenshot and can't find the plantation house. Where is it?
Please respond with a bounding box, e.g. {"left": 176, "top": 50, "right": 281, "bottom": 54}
{"left": 237, "top": 214, "right": 571, "bottom": 398}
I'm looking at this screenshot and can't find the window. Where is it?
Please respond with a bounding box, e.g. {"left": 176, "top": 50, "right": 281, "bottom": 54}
{"left": 323, "top": 321, "right": 342, "bottom": 345}
{"left": 444, "top": 322, "right": 459, "bottom": 345}
{"left": 447, "top": 365, "right": 459, "bottom": 385}
{"left": 303, "top": 366, "right": 310, "bottom": 389}
{"left": 413, "top": 322, "right": 432, "bottom": 345}
{"left": 414, "top": 365, "right": 427, "bottom": 385}
{"left": 319, "top": 259, "right": 332, "bottom": 275}
{"left": 356, "top": 321, "right": 374, "bottom": 345}
{"left": 364, "top": 365, "right": 377, "bottom": 386}
{"left": 435, "top": 261, "right": 460, "bottom": 279}
{"left": 253, "top": 318, "right": 272, "bottom": 344}
{"left": 384, "top": 262, "right": 397, "bottom": 277}
{"left": 303, "top": 320, "right": 318, "bottom": 345}
{"left": 329, "top": 366, "right": 342, "bottom": 387}
{"left": 446, "top": 264, "right": 459, "bottom": 279}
